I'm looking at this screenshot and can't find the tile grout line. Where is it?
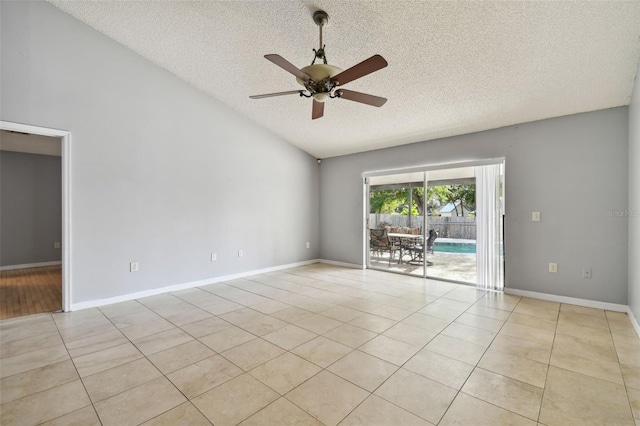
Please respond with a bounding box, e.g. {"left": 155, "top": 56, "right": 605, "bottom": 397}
{"left": 432, "top": 293, "right": 520, "bottom": 424}
{"left": 51, "top": 312, "right": 104, "bottom": 426}
{"left": 522, "top": 298, "right": 556, "bottom": 424}
{"left": 93, "top": 305, "right": 213, "bottom": 425}
{"left": 328, "top": 291, "right": 492, "bottom": 425}
{"left": 224, "top": 283, "right": 469, "bottom": 424}
{"left": 605, "top": 314, "right": 638, "bottom": 423}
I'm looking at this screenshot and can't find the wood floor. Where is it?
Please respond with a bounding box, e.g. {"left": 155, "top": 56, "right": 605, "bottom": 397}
{"left": 0, "top": 265, "right": 61, "bottom": 320}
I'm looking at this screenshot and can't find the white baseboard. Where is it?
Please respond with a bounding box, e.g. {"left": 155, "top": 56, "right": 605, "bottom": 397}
{"left": 0, "top": 261, "right": 62, "bottom": 271}
{"left": 504, "top": 288, "right": 628, "bottom": 313}
{"left": 627, "top": 307, "right": 640, "bottom": 339}
{"left": 71, "top": 259, "right": 320, "bottom": 311}
{"left": 59, "top": 260, "right": 640, "bottom": 342}
{"left": 318, "top": 259, "right": 364, "bottom": 269}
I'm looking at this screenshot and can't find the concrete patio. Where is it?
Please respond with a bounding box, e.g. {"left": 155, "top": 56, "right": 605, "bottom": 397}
{"left": 369, "top": 251, "right": 477, "bottom": 283}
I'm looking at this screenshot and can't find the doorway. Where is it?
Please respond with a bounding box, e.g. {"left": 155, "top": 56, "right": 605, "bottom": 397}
{"left": 0, "top": 121, "right": 72, "bottom": 317}
{"left": 365, "top": 159, "right": 504, "bottom": 290}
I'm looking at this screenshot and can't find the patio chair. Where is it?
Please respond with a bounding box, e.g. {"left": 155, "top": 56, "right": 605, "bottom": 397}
{"left": 408, "top": 229, "right": 438, "bottom": 264}
{"left": 397, "top": 228, "right": 421, "bottom": 263}
{"left": 426, "top": 229, "right": 438, "bottom": 254}
{"left": 370, "top": 228, "right": 399, "bottom": 266}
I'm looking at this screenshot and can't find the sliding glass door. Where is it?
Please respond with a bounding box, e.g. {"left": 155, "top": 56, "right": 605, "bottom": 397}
{"left": 367, "top": 173, "right": 426, "bottom": 277}
{"left": 424, "top": 167, "right": 477, "bottom": 284}
{"left": 365, "top": 160, "right": 505, "bottom": 289}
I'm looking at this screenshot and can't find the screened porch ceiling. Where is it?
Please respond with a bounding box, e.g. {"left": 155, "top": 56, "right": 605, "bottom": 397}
{"left": 369, "top": 166, "right": 475, "bottom": 189}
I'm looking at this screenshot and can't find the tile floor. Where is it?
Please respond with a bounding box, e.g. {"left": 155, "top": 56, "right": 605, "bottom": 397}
{"left": 1, "top": 264, "right": 639, "bottom": 425}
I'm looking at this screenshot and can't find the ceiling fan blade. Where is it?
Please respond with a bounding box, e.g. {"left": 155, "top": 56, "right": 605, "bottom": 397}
{"left": 249, "top": 90, "right": 303, "bottom": 99}
{"left": 330, "top": 54, "right": 388, "bottom": 86}
{"left": 337, "top": 89, "right": 387, "bottom": 107}
{"left": 265, "top": 54, "right": 312, "bottom": 82}
{"left": 312, "top": 100, "right": 324, "bottom": 119}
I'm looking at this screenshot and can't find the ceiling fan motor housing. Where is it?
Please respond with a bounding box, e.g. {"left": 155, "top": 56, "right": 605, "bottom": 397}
{"left": 296, "top": 64, "right": 342, "bottom": 84}
{"left": 296, "top": 64, "right": 343, "bottom": 101}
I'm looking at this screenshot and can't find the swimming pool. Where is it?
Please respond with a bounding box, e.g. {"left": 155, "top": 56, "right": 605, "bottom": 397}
{"left": 433, "top": 242, "right": 476, "bottom": 254}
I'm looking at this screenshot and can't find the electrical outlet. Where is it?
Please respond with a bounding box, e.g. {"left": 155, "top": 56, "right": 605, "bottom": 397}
{"left": 306, "top": 242, "right": 310, "bottom": 249}
{"left": 211, "top": 253, "right": 217, "bottom": 261}
{"left": 130, "top": 262, "right": 139, "bottom": 272}
{"left": 238, "top": 250, "right": 243, "bottom": 258}
{"left": 549, "top": 263, "right": 558, "bottom": 273}
{"left": 532, "top": 212, "right": 541, "bottom": 222}
{"left": 583, "top": 268, "right": 592, "bottom": 278}
{"left": 53, "top": 242, "right": 61, "bottom": 249}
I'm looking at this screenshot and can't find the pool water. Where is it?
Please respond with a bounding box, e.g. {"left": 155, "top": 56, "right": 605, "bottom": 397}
{"left": 434, "top": 242, "right": 476, "bottom": 254}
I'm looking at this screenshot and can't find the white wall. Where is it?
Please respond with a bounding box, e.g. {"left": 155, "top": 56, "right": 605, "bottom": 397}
{"left": 320, "top": 108, "right": 629, "bottom": 304}
{"left": 629, "top": 61, "right": 640, "bottom": 322}
{"left": 0, "top": 1, "right": 320, "bottom": 304}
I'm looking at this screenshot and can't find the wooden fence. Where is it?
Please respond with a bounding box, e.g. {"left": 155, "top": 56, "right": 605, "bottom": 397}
{"left": 369, "top": 214, "right": 476, "bottom": 239}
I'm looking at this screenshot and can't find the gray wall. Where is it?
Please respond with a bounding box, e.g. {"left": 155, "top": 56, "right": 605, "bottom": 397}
{"left": 1, "top": 1, "right": 320, "bottom": 303}
{"left": 320, "top": 108, "right": 629, "bottom": 304}
{"left": 629, "top": 61, "right": 640, "bottom": 322}
{"left": 0, "top": 151, "right": 62, "bottom": 266}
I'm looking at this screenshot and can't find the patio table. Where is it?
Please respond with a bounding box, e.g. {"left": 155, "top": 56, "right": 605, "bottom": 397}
{"left": 388, "top": 233, "right": 423, "bottom": 263}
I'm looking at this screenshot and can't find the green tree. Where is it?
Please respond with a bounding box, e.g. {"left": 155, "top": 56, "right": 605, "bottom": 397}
{"left": 459, "top": 185, "right": 476, "bottom": 212}
{"left": 370, "top": 184, "right": 475, "bottom": 216}
{"left": 426, "top": 184, "right": 475, "bottom": 216}
{"left": 369, "top": 189, "right": 406, "bottom": 214}
{"left": 438, "top": 184, "right": 476, "bottom": 216}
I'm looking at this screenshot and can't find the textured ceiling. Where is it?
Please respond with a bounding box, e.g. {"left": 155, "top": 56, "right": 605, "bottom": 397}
{"left": 49, "top": 1, "right": 640, "bottom": 158}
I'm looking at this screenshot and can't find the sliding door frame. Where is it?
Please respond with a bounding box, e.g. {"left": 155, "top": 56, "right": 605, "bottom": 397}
{"left": 363, "top": 158, "right": 505, "bottom": 284}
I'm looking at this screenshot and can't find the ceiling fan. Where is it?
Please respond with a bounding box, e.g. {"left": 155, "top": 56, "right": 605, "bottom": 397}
{"left": 250, "top": 10, "right": 388, "bottom": 120}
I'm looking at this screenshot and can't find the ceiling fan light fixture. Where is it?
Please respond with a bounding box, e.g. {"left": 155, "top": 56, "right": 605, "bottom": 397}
{"left": 313, "top": 92, "right": 329, "bottom": 102}
{"left": 296, "top": 64, "right": 342, "bottom": 86}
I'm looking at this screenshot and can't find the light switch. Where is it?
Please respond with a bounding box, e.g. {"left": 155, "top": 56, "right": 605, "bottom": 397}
{"left": 532, "top": 212, "right": 541, "bottom": 222}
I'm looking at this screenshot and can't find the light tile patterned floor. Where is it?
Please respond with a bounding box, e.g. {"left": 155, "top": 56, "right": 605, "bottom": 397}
{"left": 1, "top": 264, "right": 639, "bottom": 425}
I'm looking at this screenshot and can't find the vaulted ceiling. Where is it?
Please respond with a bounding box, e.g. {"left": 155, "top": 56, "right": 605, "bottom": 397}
{"left": 49, "top": 1, "right": 640, "bottom": 158}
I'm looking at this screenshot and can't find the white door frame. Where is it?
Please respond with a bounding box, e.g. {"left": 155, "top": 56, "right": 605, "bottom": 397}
{"left": 1, "top": 121, "right": 72, "bottom": 312}
{"left": 364, "top": 177, "right": 370, "bottom": 268}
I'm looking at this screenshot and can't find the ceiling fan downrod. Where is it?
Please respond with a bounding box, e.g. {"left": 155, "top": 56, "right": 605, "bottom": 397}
{"left": 311, "top": 10, "right": 329, "bottom": 65}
